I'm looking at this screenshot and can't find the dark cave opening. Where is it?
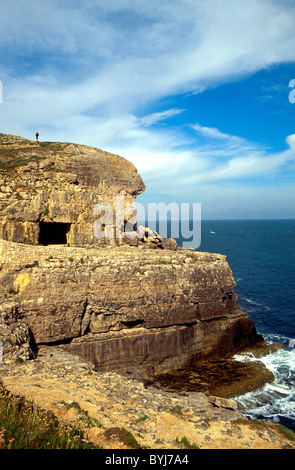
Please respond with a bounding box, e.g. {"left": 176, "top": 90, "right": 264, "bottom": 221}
{"left": 38, "top": 222, "right": 71, "bottom": 245}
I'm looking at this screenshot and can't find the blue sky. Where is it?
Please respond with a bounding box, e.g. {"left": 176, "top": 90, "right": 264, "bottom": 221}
{"left": 1, "top": 0, "right": 295, "bottom": 219}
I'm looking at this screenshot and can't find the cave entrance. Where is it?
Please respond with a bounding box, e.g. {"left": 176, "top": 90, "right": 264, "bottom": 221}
{"left": 38, "top": 222, "right": 71, "bottom": 245}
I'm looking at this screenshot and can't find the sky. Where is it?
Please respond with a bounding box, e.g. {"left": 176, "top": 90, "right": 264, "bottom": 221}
{"left": 1, "top": 0, "right": 295, "bottom": 220}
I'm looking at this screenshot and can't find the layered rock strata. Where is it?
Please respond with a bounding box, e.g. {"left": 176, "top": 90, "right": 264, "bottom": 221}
{"left": 0, "top": 240, "right": 262, "bottom": 375}
{"left": 0, "top": 134, "right": 145, "bottom": 246}
{"left": 0, "top": 133, "right": 263, "bottom": 377}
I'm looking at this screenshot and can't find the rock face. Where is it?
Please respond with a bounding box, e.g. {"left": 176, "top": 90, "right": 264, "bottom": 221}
{"left": 0, "top": 134, "right": 145, "bottom": 246}
{"left": 0, "top": 133, "right": 263, "bottom": 377}
{"left": 0, "top": 240, "right": 263, "bottom": 375}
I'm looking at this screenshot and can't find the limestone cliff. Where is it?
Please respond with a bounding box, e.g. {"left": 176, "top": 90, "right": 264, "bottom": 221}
{"left": 0, "top": 134, "right": 145, "bottom": 246}
{"left": 0, "top": 134, "right": 263, "bottom": 377}
{"left": 0, "top": 240, "right": 262, "bottom": 375}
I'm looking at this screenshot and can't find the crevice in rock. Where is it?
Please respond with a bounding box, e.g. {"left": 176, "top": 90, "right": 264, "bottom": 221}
{"left": 80, "top": 299, "right": 91, "bottom": 335}
{"left": 28, "top": 328, "right": 38, "bottom": 356}
{"left": 83, "top": 322, "right": 91, "bottom": 335}
{"left": 200, "top": 316, "right": 228, "bottom": 323}
{"left": 37, "top": 337, "right": 74, "bottom": 347}
{"left": 120, "top": 319, "right": 144, "bottom": 328}
{"left": 222, "top": 292, "right": 233, "bottom": 302}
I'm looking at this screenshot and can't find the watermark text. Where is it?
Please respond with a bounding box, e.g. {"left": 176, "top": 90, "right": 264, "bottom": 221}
{"left": 93, "top": 196, "right": 201, "bottom": 249}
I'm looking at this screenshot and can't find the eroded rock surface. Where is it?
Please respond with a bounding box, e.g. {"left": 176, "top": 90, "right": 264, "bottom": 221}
{"left": 0, "top": 347, "right": 293, "bottom": 450}
{"left": 0, "top": 134, "right": 145, "bottom": 246}
{"left": 0, "top": 135, "right": 285, "bottom": 449}
{"left": 0, "top": 240, "right": 263, "bottom": 375}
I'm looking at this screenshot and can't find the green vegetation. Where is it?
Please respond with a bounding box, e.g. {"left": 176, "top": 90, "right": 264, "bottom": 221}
{"left": 0, "top": 141, "right": 65, "bottom": 172}
{"left": 8, "top": 288, "right": 20, "bottom": 295}
{"left": 121, "top": 428, "right": 141, "bottom": 449}
{"left": 39, "top": 142, "right": 64, "bottom": 152}
{"left": 59, "top": 401, "right": 103, "bottom": 429}
{"left": 0, "top": 158, "right": 29, "bottom": 169}
{"left": 15, "top": 357, "right": 24, "bottom": 364}
{"left": 0, "top": 148, "right": 27, "bottom": 158}
{"left": 276, "top": 424, "right": 295, "bottom": 441}
{"left": 170, "top": 405, "right": 183, "bottom": 415}
{"left": 135, "top": 414, "right": 149, "bottom": 423}
{"left": 176, "top": 436, "right": 200, "bottom": 449}
{"left": 39, "top": 142, "right": 52, "bottom": 147}
{"left": 0, "top": 382, "right": 100, "bottom": 449}
{"left": 234, "top": 417, "right": 295, "bottom": 441}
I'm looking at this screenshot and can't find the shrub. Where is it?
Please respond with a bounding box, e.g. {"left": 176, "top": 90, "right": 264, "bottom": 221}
{"left": 176, "top": 436, "right": 200, "bottom": 449}
{"left": 0, "top": 382, "right": 100, "bottom": 449}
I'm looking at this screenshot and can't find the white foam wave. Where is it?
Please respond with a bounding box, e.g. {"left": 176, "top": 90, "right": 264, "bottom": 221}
{"left": 242, "top": 297, "right": 262, "bottom": 306}
{"left": 233, "top": 343, "right": 295, "bottom": 430}
{"left": 233, "top": 352, "right": 257, "bottom": 362}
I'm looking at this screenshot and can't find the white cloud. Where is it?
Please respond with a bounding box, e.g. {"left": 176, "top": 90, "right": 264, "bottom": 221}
{"left": 1, "top": 0, "right": 117, "bottom": 59}
{"left": 3, "top": 0, "right": 295, "bottom": 106}
{"left": 191, "top": 124, "right": 253, "bottom": 151}
{"left": 1, "top": 0, "right": 295, "bottom": 218}
{"left": 139, "top": 109, "right": 185, "bottom": 128}
{"left": 192, "top": 124, "right": 234, "bottom": 141}
{"left": 170, "top": 133, "right": 295, "bottom": 187}
{"left": 125, "top": 126, "right": 295, "bottom": 200}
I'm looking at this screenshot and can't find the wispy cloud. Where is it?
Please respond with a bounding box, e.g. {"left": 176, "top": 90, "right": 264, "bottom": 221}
{"left": 139, "top": 109, "right": 185, "bottom": 127}
{"left": 129, "top": 124, "right": 295, "bottom": 199}
{"left": 172, "top": 131, "right": 295, "bottom": 187}
{"left": 3, "top": 0, "right": 295, "bottom": 121}
{"left": 192, "top": 124, "right": 235, "bottom": 141}
{"left": 1, "top": 0, "right": 295, "bottom": 218}
{"left": 191, "top": 123, "right": 255, "bottom": 152}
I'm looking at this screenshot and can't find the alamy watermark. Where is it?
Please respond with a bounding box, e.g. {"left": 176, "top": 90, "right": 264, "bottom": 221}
{"left": 0, "top": 81, "right": 2, "bottom": 104}
{"left": 93, "top": 196, "right": 201, "bottom": 249}
{"left": 0, "top": 340, "right": 3, "bottom": 363}
{"left": 289, "top": 79, "right": 295, "bottom": 103}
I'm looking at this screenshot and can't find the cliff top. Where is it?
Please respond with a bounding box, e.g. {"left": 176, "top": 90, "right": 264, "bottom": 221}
{"left": 0, "top": 133, "right": 145, "bottom": 246}
{"left": 0, "top": 133, "right": 145, "bottom": 194}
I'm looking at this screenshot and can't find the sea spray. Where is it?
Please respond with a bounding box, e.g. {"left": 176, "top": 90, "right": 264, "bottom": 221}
{"left": 233, "top": 336, "right": 295, "bottom": 431}
{"left": 173, "top": 219, "right": 295, "bottom": 431}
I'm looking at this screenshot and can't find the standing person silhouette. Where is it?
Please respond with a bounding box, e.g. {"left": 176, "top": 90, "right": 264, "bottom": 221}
{"left": 35, "top": 131, "right": 39, "bottom": 142}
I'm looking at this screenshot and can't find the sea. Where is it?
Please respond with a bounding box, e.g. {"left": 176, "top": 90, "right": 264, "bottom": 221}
{"left": 166, "top": 218, "right": 295, "bottom": 432}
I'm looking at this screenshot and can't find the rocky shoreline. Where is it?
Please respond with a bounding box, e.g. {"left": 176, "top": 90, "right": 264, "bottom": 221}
{"left": 144, "top": 342, "right": 283, "bottom": 398}
{"left": 0, "top": 240, "right": 263, "bottom": 375}
{"left": 0, "top": 345, "right": 294, "bottom": 449}
{"left": 0, "top": 134, "right": 294, "bottom": 449}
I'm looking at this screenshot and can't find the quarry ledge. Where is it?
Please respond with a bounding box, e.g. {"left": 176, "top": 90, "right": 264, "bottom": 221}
{"left": 0, "top": 239, "right": 263, "bottom": 376}
{"left": 0, "top": 238, "right": 225, "bottom": 263}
